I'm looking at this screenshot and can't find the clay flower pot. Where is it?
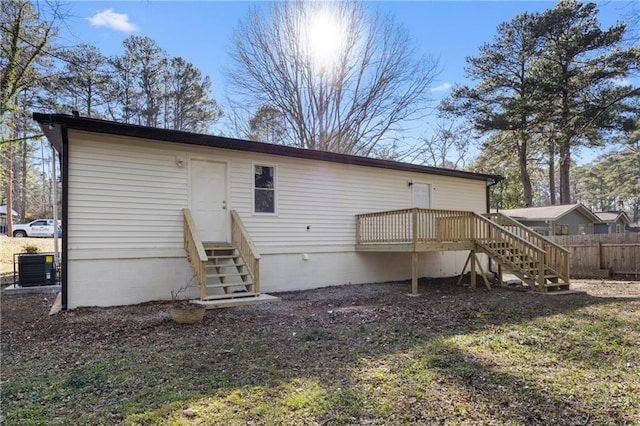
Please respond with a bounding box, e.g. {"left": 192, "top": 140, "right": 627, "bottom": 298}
{"left": 170, "top": 302, "right": 205, "bottom": 324}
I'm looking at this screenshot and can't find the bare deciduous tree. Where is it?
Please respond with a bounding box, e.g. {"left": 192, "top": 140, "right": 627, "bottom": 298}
{"left": 227, "top": 0, "right": 439, "bottom": 156}
{"left": 414, "top": 119, "right": 474, "bottom": 169}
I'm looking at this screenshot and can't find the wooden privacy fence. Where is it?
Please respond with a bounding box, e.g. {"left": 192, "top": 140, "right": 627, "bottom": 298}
{"left": 549, "top": 233, "right": 640, "bottom": 275}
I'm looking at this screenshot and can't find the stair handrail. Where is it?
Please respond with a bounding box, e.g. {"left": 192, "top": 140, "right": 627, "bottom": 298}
{"left": 182, "top": 208, "right": 208, "bottom": 298}
{"left": 473, "top": 213, "right": 549, "bottom": 287}
{"left": 473, "top": 213, "right": 545, "bottom": 256}
{"left": 484, "top": 212, "right": 570, "bottom": 282}
{"left": 484, "top": 212, "right": 570, "bottom": 254}
{"left": 230, "top": 210, "right": 261, "bottom": 293}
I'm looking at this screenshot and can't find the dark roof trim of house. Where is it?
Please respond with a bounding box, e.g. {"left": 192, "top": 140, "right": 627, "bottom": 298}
{"left": 33, "top": 113, "right": 502, "bottom": 183}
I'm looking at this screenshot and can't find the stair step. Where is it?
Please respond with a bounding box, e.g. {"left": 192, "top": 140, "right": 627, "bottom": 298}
{"left": 205, "top": 283, "right": 253, "bottom": 290}
{"left": 206, "top": 272, "right": 249, "bottom": 278}
{"left": 208, "top": 254, "right": 240, "bottom": 260}
{"left": 544, "top": 284, "right": 571, "bottom": 291}
{"left": 203, "top": 243, "right": 233, "bottom": 249}
{"left": 207, "top": 262, "right": 245, "bottom": 268}
{"left": 202, "top": 292, "right": 259, "bottom": 301}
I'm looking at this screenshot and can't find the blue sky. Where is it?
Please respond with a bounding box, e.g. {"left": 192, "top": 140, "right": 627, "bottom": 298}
{"left": 52, "top": 1, "right": 638, "bottom": 161}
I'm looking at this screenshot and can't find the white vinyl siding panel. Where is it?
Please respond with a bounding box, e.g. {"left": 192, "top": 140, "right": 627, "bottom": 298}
{"left": 234, "top": 158, "right": 486, "bottom": 251}
{"left": 67, "top": 131, "right": 188, "bottom": 252}
{"left": 67, "top": 130, "right": 486, "bottom": 254}
{"left": 64, "top": 130, "right": 490, "bottom": 307}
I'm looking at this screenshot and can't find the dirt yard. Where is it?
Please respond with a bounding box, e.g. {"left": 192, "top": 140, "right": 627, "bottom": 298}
{"left": 2, "top": 275, "right": 639, "bottom": 424}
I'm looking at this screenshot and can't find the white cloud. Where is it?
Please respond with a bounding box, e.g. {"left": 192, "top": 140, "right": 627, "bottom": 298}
{"left": 430, "top": 82, "right": 452, "bottom": 93}
{"left": 87, "top": 9, "right": 138, "bottom": 33}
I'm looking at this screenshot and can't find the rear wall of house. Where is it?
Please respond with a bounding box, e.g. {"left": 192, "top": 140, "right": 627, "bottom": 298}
{"left": 65, "top": 130, "right": 487, "bottom": 308}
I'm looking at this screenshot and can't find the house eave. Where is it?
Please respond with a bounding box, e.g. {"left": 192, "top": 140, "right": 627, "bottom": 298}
{"left": 33, "top": 113, "right": 501, "bottom": 183}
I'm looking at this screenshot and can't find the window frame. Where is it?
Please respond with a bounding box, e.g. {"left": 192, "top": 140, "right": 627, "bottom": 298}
{"left": 252, "top": 162, "right": 278, "bottom": 215}
{"left": 554, "top": 224, "right": 569, "bottom": 236}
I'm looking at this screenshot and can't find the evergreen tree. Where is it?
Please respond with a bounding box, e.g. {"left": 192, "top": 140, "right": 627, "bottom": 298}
{"left": 55, "top": 44, "right": 110, "bottom": 118}
{"left": 443, "top": 12, "right": 543, "bottom": 206}
{"left": 534, "top": 0, "right": 640, "bottom": 204}
{"left": 163, "top": 57, "right": 222, "bottom": 133}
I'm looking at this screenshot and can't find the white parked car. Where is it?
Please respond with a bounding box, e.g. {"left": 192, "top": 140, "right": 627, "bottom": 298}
{"left": 12, "top": 219, "right": 61, "bottom": 238}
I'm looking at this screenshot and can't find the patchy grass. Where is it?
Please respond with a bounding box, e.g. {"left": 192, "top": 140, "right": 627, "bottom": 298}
{"left": 1, "top": 280, "right": 639, "bottom": 425}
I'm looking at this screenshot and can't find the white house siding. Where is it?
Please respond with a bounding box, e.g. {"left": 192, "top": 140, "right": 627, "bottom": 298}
{"left": 66, "top": 130, "right": 487, "bottom": 307}
{"left": 66, "top": 131, "right": 194, "bottom": 307}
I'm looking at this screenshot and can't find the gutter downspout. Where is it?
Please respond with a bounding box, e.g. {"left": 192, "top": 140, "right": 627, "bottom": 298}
{"left": 60, "top": 123, "right": 68, "bottom": 310}
{"left": 486, "top": 175, "right": 504, "bottom": 214}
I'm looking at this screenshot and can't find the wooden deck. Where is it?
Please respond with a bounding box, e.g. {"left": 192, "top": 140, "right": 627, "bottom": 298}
{"left": 355, "top": 208, "right": 571, "bottom": 293}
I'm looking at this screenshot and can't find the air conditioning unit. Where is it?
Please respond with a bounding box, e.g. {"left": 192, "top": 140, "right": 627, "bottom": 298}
{"left": 17, "top": 254, "right": 56, "bottom": 287}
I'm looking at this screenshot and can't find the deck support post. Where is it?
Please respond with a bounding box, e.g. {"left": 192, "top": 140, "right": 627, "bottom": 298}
{"left": 411, "top": 252, "right": 419, "bottom": 294}
{"left": 470, "top": 250, "right": 476, "bottom": 289}
{"left": 472, "top": 252, "right": 491, "bottom": 290}
{"left": 497, "top": 263, "right": 503, "bottom": 287}
{"left": 456, "top": 250, "right": 471, "bottom": 286}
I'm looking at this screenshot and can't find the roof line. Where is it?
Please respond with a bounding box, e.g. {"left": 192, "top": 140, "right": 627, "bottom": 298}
{"left": 33, "top": 113, "right": 501, "bottom": 183}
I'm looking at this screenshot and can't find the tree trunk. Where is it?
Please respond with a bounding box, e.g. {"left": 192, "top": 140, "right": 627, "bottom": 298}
{"left": 559, "top": 138, "right": 571, "bottom": 204}
{"left": 5, "top": 143, "right": 14, "bottom": 237}
{"left": 518, "top": 143, "right": 533, "bottom": 207}
{"left": 20, "top": 139, "right": 28, "bottom": 222}
{"left": 548, "top": 139, "right": 556, "bottom": 205}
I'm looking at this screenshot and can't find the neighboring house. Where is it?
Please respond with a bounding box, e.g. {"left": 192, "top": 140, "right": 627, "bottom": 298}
{"left": 500, "top": 204, "right": 602, "bottom": 236}
{"left": 34, "top": 113, "right": 570, "bottom": 309}
{"left": 594, "top": 211, "right": 631, "bottom": 234}
{"left": 0, "top": 205, "right": 19, "bottom": 234}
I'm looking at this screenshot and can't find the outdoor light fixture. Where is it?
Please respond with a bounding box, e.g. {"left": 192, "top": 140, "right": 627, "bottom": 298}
{"left": 175, "top": 156, "right": 185, "bottom": 168}
{"left": 408, "top": 180, "right": 413, "bottom": 187}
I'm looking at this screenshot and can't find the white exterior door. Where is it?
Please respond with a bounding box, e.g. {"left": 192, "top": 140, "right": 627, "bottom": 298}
{"left": 412, "top": 183, "right": 431, "bottom": 208}
{"left": 190, "top": 160, "right": 227, "bottom": 242}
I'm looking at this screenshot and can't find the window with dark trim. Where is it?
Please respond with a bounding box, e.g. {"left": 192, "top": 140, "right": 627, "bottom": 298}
{"left": 253, "top": 164, "right": 276, "bottom": 214}
{"left": 554, "top": 224, "right": 569, "bottom": 235}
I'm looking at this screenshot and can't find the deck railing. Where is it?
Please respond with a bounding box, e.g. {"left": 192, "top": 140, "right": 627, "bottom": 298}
{"left": 183, "top": 208, "right": 208, "bottom": 299}
{"left": 356, "top": 208, "right": 477, "bottom": 244}
{"left": 356, "top": 208, "right": 564, "bottom": 287}
{"left": 484, "top": 212, "right": 570, "bottom": 283}
{"left": 230, "top": 210, "right": 261, "bottom": 294}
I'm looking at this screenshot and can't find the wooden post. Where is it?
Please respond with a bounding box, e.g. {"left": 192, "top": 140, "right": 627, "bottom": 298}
{"left": 470, "top": 250, "right": 476, "bottom": 289}
{"left": 473, "top": 252, "right": 491, "bottom": 289}
{"left": 538, "top": 251, "right": 546, "bottom": 292}
{"left": 412, "top": 208, "right": 418, "bottom": 246}
{"left": 596, "top": 241, "right": 602, "bottom": 270}
{"left": 412, "top": 252, "right": 418, "bottom": 294}
{"left": 497, "top": 263, "right": 503, "bottom": 287}
{"left": 254, "top": 258, "right": 260, "bottom": 294}
{"left": 456, "top": 252, "right": 472, "bottom": 286}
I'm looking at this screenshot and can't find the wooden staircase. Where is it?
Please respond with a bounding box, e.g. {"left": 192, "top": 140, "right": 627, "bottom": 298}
{"left": 183, "top": 208, "right": 268, "bottom": 307}
{"left": 202, "top": 243, "right": 258, "bottom": 300}
{"left": 476, "top": 213, "right": 571, "bottom": 292}
{"left": 476, "top": 239, "right": 569, "bottom": 291}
